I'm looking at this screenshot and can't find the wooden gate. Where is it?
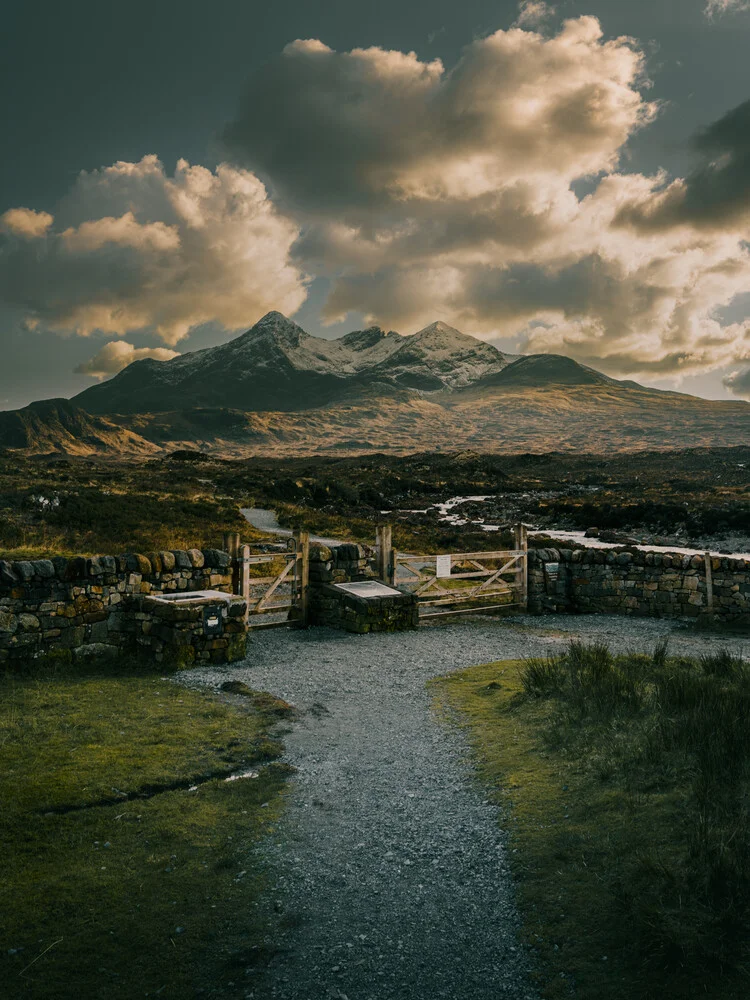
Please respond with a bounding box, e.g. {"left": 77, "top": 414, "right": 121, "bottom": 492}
{"left": 239, "top": 531, "right": 309, "bottom": 629}
{"left": 388, "top": 525, "right": 528, "bottom": 622}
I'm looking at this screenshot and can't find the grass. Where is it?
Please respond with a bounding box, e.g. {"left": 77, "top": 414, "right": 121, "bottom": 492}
{"left": 432, "top": 642, "right": 750, "bottom": 1000}
{"left": 0, "top": 656, "right": 291, "bottom": 999}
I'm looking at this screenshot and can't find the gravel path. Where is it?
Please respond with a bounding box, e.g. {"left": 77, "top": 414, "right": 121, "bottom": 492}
{"left": 179, "top": 614, "right": 747, "bottom": 1000}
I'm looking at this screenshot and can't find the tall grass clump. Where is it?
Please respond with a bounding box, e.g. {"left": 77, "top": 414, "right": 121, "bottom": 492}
{"left": 522, "top": 640, "right": 750, "bottom": 971}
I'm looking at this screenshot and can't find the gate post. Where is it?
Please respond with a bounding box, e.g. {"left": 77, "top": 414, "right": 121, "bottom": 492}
{"left": 376, "top": 525, "right": 394, "bottom": 586}
{"left": 513, "top": 522, "right": 528, "bottom": 611}
{"left": 239, "top": 544, "right": 251, "bottom": 610}
{"left": 704, "top": 551, "right": 714, "bottom": 618}
{"left": 223, "top": 532, "right": 242, "bottom": 594}
{"left": 294, "top": 530, "right": 310, "bottom": 626}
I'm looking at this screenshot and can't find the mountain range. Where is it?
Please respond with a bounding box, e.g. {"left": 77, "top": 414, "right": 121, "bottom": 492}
{"left": 3, "top": 312, "right": 749, "bottom": 456}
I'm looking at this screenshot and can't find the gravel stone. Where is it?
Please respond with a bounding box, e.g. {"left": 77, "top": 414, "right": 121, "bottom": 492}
{"left": 180, "top": 613, "right": 747, "bottom": 1000}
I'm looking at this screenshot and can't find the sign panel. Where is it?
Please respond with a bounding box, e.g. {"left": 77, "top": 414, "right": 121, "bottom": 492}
{"left": 436, "top": 555, "right": 452, "bottom": 579}
{"left": 202, "top": 605, "right": 224, "bottom": 636}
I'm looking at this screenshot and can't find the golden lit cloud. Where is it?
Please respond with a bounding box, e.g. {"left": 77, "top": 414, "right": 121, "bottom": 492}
{"left": 0, "top": 156, "right": 307, "bottom": 345}
{"left": 1, "top": 207, "right": 54, "bottom": 238}
{"left": 75, "top": 341, "right": 180, "bottom": 379}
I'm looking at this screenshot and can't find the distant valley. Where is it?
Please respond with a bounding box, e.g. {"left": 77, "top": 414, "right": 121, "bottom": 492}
{"left": 2, "top": 311, "right": 749, "bottom": 457}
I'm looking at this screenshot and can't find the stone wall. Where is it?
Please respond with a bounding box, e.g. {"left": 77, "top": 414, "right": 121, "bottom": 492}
{"left": 306, "top": 542, "right": 418, "bottom": 632}
{"left": 131, "top": 593, "right": 247, "bottom": 666}
{"left": 528, "top": 545, "right": 750, "bottom": 623}
{"left": 307, "top": 543, "right": 377, "bottom": 589}
{"left": 0, "top": 548, "right": 235, "bottom": 664}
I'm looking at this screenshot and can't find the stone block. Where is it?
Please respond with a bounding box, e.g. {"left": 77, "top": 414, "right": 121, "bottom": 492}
{"left": 187, "top": 548, "right": 205, "bottom": 568}
{"left": 14, "top": 561, "right": 34, "bottom": 582}
{"left": 171, "top": 550, "right": 192, "bottom": 570}
{"left": 0, "top": 610, "right": 18, "bottom": 634}
{"left": 0, "top": 560, "right": 19, "bottom": 588}
{"left": 203, "top": 549, "right": 231, "bottom": 570}
{"left": 30, "top": 559, "right": 55, "bottom": 579}
{"left": 146, "top": 551, "right": 163, "bottom": 574}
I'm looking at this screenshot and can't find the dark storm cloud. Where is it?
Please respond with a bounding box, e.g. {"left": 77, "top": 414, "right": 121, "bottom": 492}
{"left": 723, "top": 365, "right": 750, "bottom": 398}
{"left": 616, "top": 98, "right": 750, "bottom": 231}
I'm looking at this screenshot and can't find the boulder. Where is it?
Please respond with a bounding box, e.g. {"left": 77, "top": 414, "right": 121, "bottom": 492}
{"left": 159, "top": 550, "right": 176, "bottom": 571}
{"left": 171, "top": 550, "right": 192, "bottom": 570}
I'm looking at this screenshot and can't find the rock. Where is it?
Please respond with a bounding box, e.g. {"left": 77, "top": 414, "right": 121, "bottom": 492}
{"left": 88, "top": 554, "right": 117, "bottom": 576}
{"left": 51, "top": 556, "right": 68, "bottom": 578}
{"left": 159, "top": 550, "right": 176, "bottom": 571}
{"left": 171, "top": 550, "right": 192, "bottom": 570}
{"left": 31, "top": 559, "right": 55, "bottom": 578}
{"left": 0, "top": 560, "right": 18, "bottom": 587}
{"left": 187, "top": 549, "right": 205, "bottom": 568}
{"left": 203, "top": 549, "right": 231, "bottom": 570}
{"left": 0, "top": 610, "right": 18, "bottom": 634}
{"left": 147, "top": 551, "right": 163, "bottom": 574}
{"left": 72, "top": 643, "right": 120, "bottom": 661}
{"left": 14, "top": 561, "right": 35, "bottom": 582}
{"left": 18, "top": 613, "right": 40, "bottom": 631}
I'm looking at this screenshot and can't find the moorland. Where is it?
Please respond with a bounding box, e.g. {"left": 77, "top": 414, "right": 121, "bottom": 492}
{"left": 1, "top": 446, "right": 747, "bottom": 560}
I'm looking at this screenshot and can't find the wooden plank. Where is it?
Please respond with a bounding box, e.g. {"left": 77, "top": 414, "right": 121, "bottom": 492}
{"left": 246, "top": 619, "right": 300, "bottom": 631}
{"left": 256, "top": 557, "right": 297, "bottom": 611}
{"left": 705, "top": 551, "right": 714, "bottom": 616}
{"left": 297, "top": 530, "right": 310, "bottom": 625}
{"left": 419, "top": 602, "right": 522, "bottom": 619}
{"left": 418, "top": 592, "right": 512, "bottom": 607}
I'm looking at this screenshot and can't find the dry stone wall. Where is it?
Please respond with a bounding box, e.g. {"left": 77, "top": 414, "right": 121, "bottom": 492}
{"left": 528, "top": 545, "right": 750, "bottom": 623}
{"left": 307, "top": 543, "right": 418, "bottom": 633}
{"left": 0, "top": 548, "right": 242, "bottom": 665}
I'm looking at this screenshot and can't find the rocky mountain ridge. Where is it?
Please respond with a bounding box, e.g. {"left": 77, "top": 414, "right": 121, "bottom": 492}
{"left": 3, "top": 311, "right": 749, "bottom": 457}
{"left": 72, "top": 313, "right": 516, "bottom": 414}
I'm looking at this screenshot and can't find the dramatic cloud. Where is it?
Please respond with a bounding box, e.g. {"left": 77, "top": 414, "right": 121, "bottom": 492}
{"left": 615, "top": 98, "right": 750, "bottom": 232}
{"left": 1, "top": 207, "right": 54, "bottom": 238}
{"left": 705, "top": 0, "right": 750, "bottom": 18}
{"left": 0, "top": 156, "right": 307, "bottom": 344}
{"left": 514, "top": 2, "right": 555, "bottom": 28}
{"left": 723, "top": 366, "right": 750, "bottom": 399}
{"left": 74, "top": 341, "right": 179, "bottom": 379}
{"left": 222, "top": 18, "right": 750, "bottom": 378}
{"left": 226, "top": 19, "right": 655, "bottom": 216}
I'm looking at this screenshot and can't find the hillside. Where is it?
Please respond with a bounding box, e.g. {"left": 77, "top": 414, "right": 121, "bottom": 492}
{"left": 0, "top": 399, "right": 158, "bottom": 456}
{"left": 72, "top": 313, "right": 512, "bottom": 414}
{"left": 1, "top": 312, "right": 748, "bottom": 457}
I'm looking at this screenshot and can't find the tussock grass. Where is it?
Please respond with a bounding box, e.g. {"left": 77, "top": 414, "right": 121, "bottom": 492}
{"left": 433, "top": 642, "right": 750, "bottom": 999}
{"left": 0, "top": 658, "right": 290, "bottom": 998}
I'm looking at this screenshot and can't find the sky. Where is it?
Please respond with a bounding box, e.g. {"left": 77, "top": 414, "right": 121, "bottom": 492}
{"left": 2, "top": 0, "right": 750, "bottom": 410}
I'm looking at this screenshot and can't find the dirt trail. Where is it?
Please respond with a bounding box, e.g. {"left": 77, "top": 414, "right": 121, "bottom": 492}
{"left": 181, "top": 615, "right": 747, "bottom": 1000}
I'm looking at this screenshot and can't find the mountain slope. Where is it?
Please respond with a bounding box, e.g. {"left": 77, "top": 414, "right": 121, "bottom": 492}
{"left": 364, "top": 321, "right": 511, "bottom": 390}
{"left": 72, "top": 313, "right": 510, "bottom": 414}
{"left": 0, "top": 399, "right": 158, "bottom": 456}
{"left": 471, "top": 353, "right": 619, "bottom": 388}
{"left": 73, "top": 313, "right": 361, "bottom": 414}
{"left": 3, "top": 311, "right": 749, "bottom": 457}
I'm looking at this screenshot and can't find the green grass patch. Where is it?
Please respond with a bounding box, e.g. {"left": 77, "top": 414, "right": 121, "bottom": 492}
{"left": 432, "top": 643, "right": 750, "bottom": 1000}
{"left": 0, "top": 659, "right": 290, "bottom": 998}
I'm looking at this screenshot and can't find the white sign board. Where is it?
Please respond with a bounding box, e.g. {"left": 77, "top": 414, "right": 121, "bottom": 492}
{"left": 436, "top": 555, "right": 452, "bottom": 578}
{"left": 335, "top": 581, "right": 402, "bottom": 598}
